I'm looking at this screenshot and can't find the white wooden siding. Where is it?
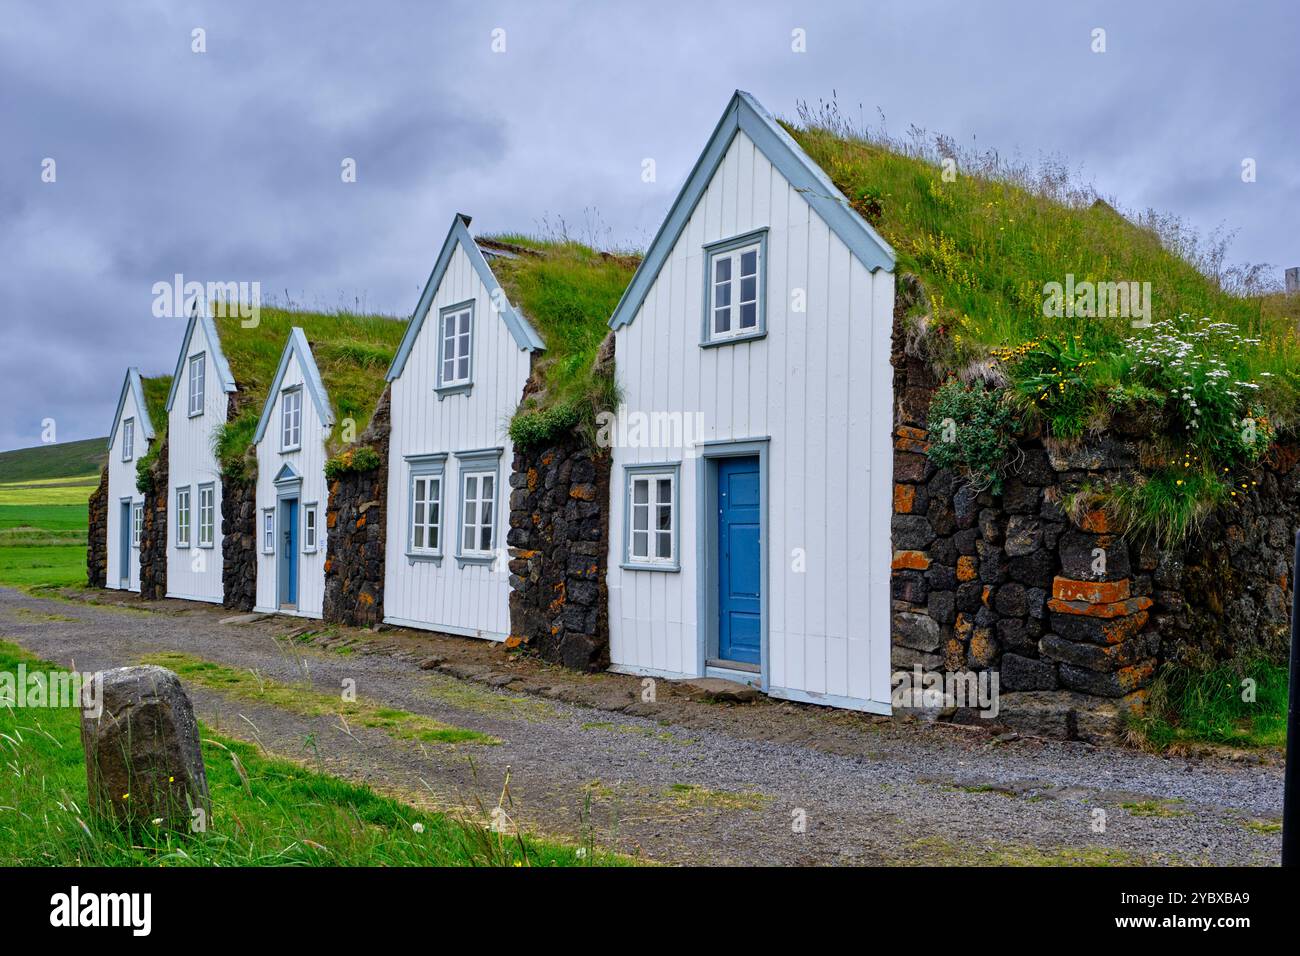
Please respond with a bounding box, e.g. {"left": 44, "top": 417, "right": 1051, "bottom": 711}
{"left": 254, "top": 351, "right": 329, "bottom": 618}
{"left": 106, "top": 386, "right": 146, "bottom": 592}
{"left": 166, "top": 321, "right": 226, "bottom": 603}
{"left": 384, "top": 244, "right": 531, "bottom": 640}
{"left": 607, "top": 128, "right": 894, "bottom": 712}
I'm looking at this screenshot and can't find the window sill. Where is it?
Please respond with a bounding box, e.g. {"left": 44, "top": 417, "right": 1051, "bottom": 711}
{"left": 435, "top": 382, "right": 473, "bottom": 401}
{"left": 176, "top": 543, "right": 191, "bottom": 550}
{"left": 455, "top": 553, "right": 495, "bottom": 568}
{"left": 406, "top": 551, "right": 443, "bottom": 566}
{"left": 701, "top": 330, "right": 766, "bottom": 349}
{"left": 197, "top": 542, "right": 215, "bottom": 550}
{"left": 620, "top": 561, "right": 681, "bottom": 573}
{"left": 281, "top": 444, "right": 302, "bottom": 454}
{"left": 188, "top": 410, "right": 204, "bottom": 419}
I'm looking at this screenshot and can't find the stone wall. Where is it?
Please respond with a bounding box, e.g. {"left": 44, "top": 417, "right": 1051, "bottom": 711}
{"left": 323, "top": 387, "right": 391, "bottom": 627}
{"left": 890, "top": 314, "right": 1297, "bottom": 741}
{"left": 506, "top": 435, "right": 611, "bottom": 671}
{"left": 221, "top": 394, "right": 257, "bottom": 611}
{"left": 139, "top": 435, "right": 168, "bottom": 600}
{"left": 86, "top": 466, "right": 108, "bottom": 588}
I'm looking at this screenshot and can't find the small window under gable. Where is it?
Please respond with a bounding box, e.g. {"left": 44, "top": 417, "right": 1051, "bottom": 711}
{"left": 122, "top": 418, "right": 134, "bottom": 461}
{"left": 188, "top": 353, "right": 206, "bottom": 416}
{"left": 281, "top": 387, "right": 302, "bottom": 451}
{"left": 436, "top": 300, "right": 474, "bottom": 397}
{"left": 703, "top": 229, "right": 767, "bottom": 346}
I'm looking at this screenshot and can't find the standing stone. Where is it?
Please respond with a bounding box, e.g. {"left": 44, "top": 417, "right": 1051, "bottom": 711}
{"left": 81, "top": 666, "right": 209, "bottom": 830}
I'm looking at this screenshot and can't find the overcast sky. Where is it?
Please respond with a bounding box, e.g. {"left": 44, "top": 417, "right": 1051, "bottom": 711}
{"left": 2, "top": 0, "right": 1295, "bottom": 451}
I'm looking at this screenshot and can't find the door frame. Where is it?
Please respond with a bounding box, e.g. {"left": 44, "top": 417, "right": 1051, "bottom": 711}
{"left": 118, "top": 498, "right": 133, "bottom": 589}
{"left": 273, "top": 464, "right": 303, "bottom": 610}
{"left": 695, "top": 437, "right": 769, "bottom": 690}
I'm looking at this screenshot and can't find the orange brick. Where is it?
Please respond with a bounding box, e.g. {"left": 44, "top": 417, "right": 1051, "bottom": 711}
{"left": 894, "top": 483, "right": 917, "bottom": 514}
{"left": 891, "top": 550, "right": 931, "bottom": 571}
{"left": 894, "top": 425, "right": 931, "bottom": 454}
{"left": 956, "top": 555, "right": 978, "bottom": 582}
{"left": 1052, "top": 576, "right": 1131, "bottom": 604}
{"left": 1047, "top": 595, "right": 1153, "bottom": 619}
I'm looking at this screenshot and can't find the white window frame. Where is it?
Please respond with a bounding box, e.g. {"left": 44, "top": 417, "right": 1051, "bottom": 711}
{"left": 122, "top": 418, "right": 134, "bottom": 461}
{"left": 622, "top": 464, "right": 680, "bottom": 571}
{"left": 459, "top": 470, "right": 496, "bottom": 559}
{"left": 281, "top": 387, "right": 303, "bottom": 452}
{"left": 703, "top": 229, "right": 767, "bottom": 346}
{"left": 262, "top": 509, "right": 275, "bottom": 554}
{"left": 437, "top": 301, "right": 474, "bottom": 393}
{"left": 303, "top": 502, "right": 318, "bottom": 553}
{"left": 197, "top": 483, "right": 215, "bottom": 548}
{"left": 132, "top": 502, "right": 144, "bottom": 547}
{"left": 188, "top": 353, "right": 206, "bottom": 417}
{"left": 410, "top": 473, "right": 443, "bottom": 556}
{"left": 176, "top": 486, "right": 191, "bottom": 548}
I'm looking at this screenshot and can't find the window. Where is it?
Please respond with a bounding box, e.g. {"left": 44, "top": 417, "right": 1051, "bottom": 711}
{"left": 704, "top": 231, "right": 767, "bottom": 345}
{"left": 132, "top": 503, "right": 144, "bottom": 547}
{"left": 303, "top": 503, "right": 318, "bottom": 553}
{"left": 197, "top": 483, "right": 215, "bottom": 548}
{"left": 188, "top": 354, "right": 205, "bottom": 416}
{"left": 281, "top": 387, "right": 302, "bottom": 450}
{"left": 262, "top": 509, "right": 275, "bottom": 554}
{"left": 176, "top": 487, "right": 191, "bottom": 547}
{"left": 460, "top": 471, "right": 495, "bottom": 556}
{"left": 122, "top": 418, "right": 134, "bottom": 461}
{"left": 624, "top": 466, "right": 678, "bottom": 569}
{"left": 411, "top": 475, "right": 442, "bottom": 553}
{"left": 439, "top": 302, "right": 473, "bottom": 389}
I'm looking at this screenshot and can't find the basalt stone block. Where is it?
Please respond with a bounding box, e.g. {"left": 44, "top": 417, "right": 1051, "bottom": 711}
{"left": 1014, "top": 448, "right": 1054, "bottom": 486}
{"left": 968, "top": 628, "right": 999, "bottom": 668}
{"left": 925, "top": 563, "right": 957, "bottom": 591}
{"left": 1040, "top": 632, "right": 1158, "bottom": 672}
{"left": 1052, "top": 576, "right": 1131, "bottom": 604}
{"left": 926, "top": 498, "right": 957, "bottom": 536}
{"left": 1058, "top": 530, "right": 1130, "bottom": 582}
{"left": 956, "top": 582, "right": 983, "bottom": 613}
{"left": 1026, "top": 586, "right": 1048, "bottom": 619}
{"left": 1046, "top": 595, "right": 1153, "bottom": 619}
{"left": 1000, "top": 653, "right": 1058, "bottom": 691}
{"left": 893, "top": 514, "right": 937, "bottom": 551}
{"left": 976, "top": 542, "right": 1007, "bottom": 585}
{"left": 1048, "top": 609, "right": 1149, "bottom": 646}
{"left": 931, "top": 536, "right": 957, "bottom": 567}
{"left": 894, "top": 451, "right": 928, "bottom": 484}
{"left": 997, "top": 617, "right": 1036, "bottom": 656}
{"left": 1008, "top": 550, "right": 1054, "bottom": 589}
{"left": 892, "top": 569, "right": 929, "bottom": 604}
{"left": 892, "top": 611, "right": 944, "bottom": 653}
{"left": 1046, "top": 437, "right": 1138, "bottom": 472}
{"left": 978, "top": 509, "right": 1002, "bottom": 544}
{"left": 928, "top": 590, "right": 956, "bottom": 625}
{"left": 81, "top": 666, "right": 210, "bottom": 830}
{"left": 1001, "top": 478, "right": 1041, "bottom": 515}
{"left": 953, "top": 528, "right": 979, "bottom": 555}
{"left": 1058, "top": 659, "right": 1156, "bottom": 698}
{"left": 993, "top": 582, "right": 1028, "bottom": 617}
{"left": 953, "top": 485, "right": 980, "bottom": 529}
{"left": 1003, "top": 515, "right": 1042, "bottom": 557}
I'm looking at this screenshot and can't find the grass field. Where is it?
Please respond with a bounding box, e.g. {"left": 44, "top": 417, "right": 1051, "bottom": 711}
{"left": 0, "top": 640, "right": 611, "bottom": 866}
{"left": 0, "top": 467, "right": 95, "bottom": 589}
{"left": 0, "top": 438, "right": 107, "bottom": 483}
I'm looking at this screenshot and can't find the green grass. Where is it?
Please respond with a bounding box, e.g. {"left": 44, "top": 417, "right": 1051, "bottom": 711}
{"left": 140, "top": 651, "right": 499, "bottom": 746}
{"left": 1130, "top": 658, "right": 1289, "bottom": 750}
{"left": 478, "top": 237, "right": 639, "bottom": 448}
{"left": 0, "top": 640, "right": 614, "bottom": 866}
{"left": 0, "top": 482, "right": 90, "bottom": 590}
{"left": 212, "top": 306, "right": 406, "bottom": 475}
{"left": 0, "top": 438, "right": 106, "bottom": 483}
{"left": 787, "top": 103, "right": 1300, "bottom": 544}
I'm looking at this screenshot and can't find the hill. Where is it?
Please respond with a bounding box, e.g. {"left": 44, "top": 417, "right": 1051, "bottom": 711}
{"left": 0, "top": 438, "right": 107, "bottom": 483}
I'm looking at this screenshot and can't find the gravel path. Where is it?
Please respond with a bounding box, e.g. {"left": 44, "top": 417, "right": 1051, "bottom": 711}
{"left": 1, "top": 586, "right": 1283, "bottom": 865}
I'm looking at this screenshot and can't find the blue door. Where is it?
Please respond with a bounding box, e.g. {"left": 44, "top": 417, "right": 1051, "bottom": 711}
{"left": 278, "top": 498, "right": 298, "bottom": 608}
{"left": 717, "top": 456, "right": 761, "bottom": 665}
{"left": 119, "top": 501, "right": 132, "bottom": 588}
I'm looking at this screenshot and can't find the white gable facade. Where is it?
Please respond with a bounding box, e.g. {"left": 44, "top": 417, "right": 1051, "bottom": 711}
{"left": 604, "top": 92, "right": 896, "bottom": 713}
{"left": 105, "top": 368, "right": 152, "bottom": 592}
{"left": 252, "top": 329, "right": 332, "bottom": 618}
{"left": 383, "top": 215, "right": 543, "bottom": 641}
{"left": 165, "top": 312, "right": 234, "bottom": 603}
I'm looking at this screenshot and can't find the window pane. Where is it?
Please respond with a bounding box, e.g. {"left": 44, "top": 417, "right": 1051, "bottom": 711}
{"left": 632, "top": 503, "right": 647, "bottom": 532}
{"left": 632, "top": 530, "right": 648, "bottom": 558}
{"left": 457, "top": 356, "right": 469, "bottom": 380}
{"left": 414, "top": 501, "right": 424, "bottom": 525}
{"left": 656, "top": 503, "right": 671, "bottom": 532}
{"left": 444, "top": 314, "right": 455, "bottom": 341}
{"left": 656, "top": 478, "right": 672, "bottom": 504}
{"left": 480, "top": 525, "right": 492, "bottom": 551}
{"left": 741, "top": 275, "right": 756, "bottom": 302}
{"left": 740, "top": 302, "right": 757, "bottom": 328}
{"left": 459, "top": 311, "right": 470, "bottom": 335}
{"left": 482, "top": 475, "right": 493, "bottom": 499}
{"left": 741, "top": 249, "right": 757, "bottom": 276}
{"left": 463, "top": 525, "right": 474, "bottom": 551}
{"left": 714, "top": 307, "right": 730, "bottom": 334}
{"left": 443, "top": 358, "right": 455, "bottom": 382}
{"left": 714, "top": 279, "right": 731, "bottom": 307}
{"left": 480, "top": 499, "right": 493, "bottom": 527}
{"left": 466, "top": 476, "right": 478, "bottom": 500}
{"left": 414, "top": 526, "right": 424, "bottom": 549}
{"left": 633, "top": 479, "right": 648, "bottom": 505}
{"left": 656, "top": 530, "right": 672, "bottom": 559}
{"left": 714, "top": 257, "right": 731, "bottom": 282}
{"left": 429, "top": 526, "right": 439, "bottom": 549}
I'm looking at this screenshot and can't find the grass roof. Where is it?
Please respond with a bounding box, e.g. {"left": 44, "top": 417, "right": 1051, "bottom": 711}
{"left": 787, "top": 103, "right": 1300, "bottom": 543}
{"left": 140, "top": 374, "right": 171, "bottom": 438}
{"left": 211, "top": 306, "right": 406, "bottom": 476}
{"left": 478, "top": 236, "right": 640, "bottom": 448}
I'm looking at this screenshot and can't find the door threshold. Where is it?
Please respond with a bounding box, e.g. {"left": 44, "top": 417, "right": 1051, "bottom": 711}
{"left": 706, "top": 658, "right": 759, "bottom": 674}
{"left": 704, "top": 663, "right": 762, "bottom": 688}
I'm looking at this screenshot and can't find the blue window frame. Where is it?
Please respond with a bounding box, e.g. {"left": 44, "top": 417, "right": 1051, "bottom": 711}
{"left": 435, "top": 300, "right": 475, "bottom": 400}
{"left": 453, "top": 448, "right": 503, "bottom": 567}
{"left": 621, "top": 462, "right": 681, "bottom": 572}
{"left": 702, "top": 228, "right": 767, "bottom": 347}
{"left": 188, "top": 353, "right": 206, "bottom": 417}
{"left": 405, "top": 453, "right": 447, "bottom": 563}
